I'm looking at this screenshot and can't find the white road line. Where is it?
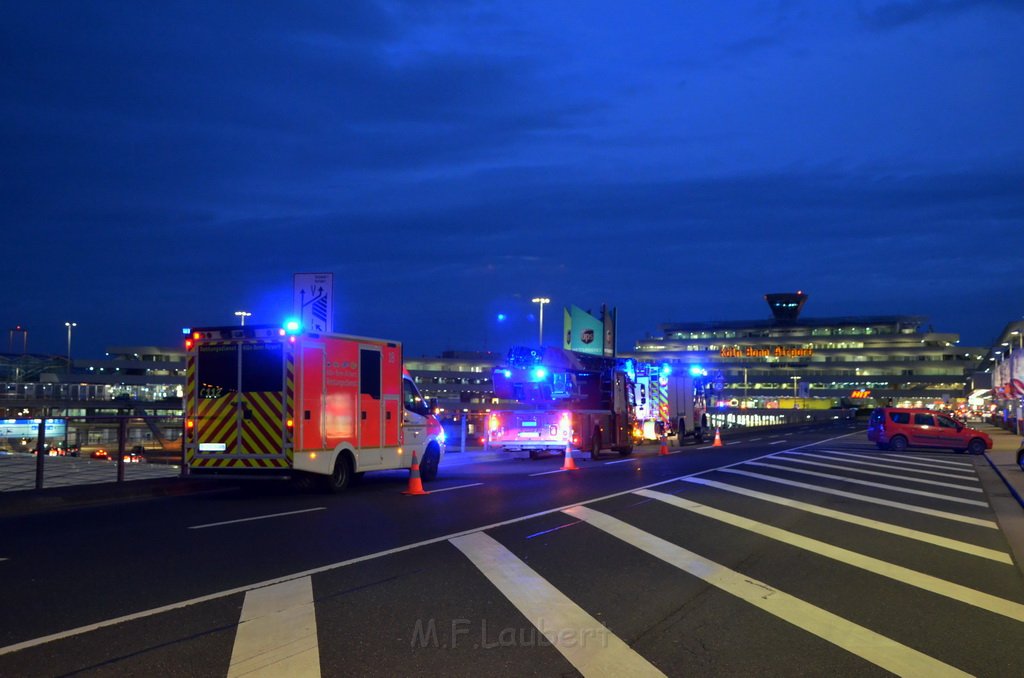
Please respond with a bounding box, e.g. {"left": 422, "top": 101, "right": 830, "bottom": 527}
{"left": 769, "top": 441, "right": 787, "bottom": 445}
{"left": 637, "top": 490, "right": 1024, "bottom": 623}
{"left": 827, "top": 449, "right": 973, "bottom": 469}
{"left": 745, "top": 461, "right": 989, "bottom": 507}
{"left": 783, "top": 452, "right": 980, "bottom": 481}
{"left": 889, "top": 454, "right": 974, "bottom": 468}
{"left": 813, "top": 450, "right": 977, "bottom": 475}
{"left": 696, "top": 445, "right": 713, "bottom": 449}
{"left": 228, "top": 576, "right": 319, "bottom": 678}
{"left": 681, "top": 477, "right": 1011, "bottom": 564}
{"left": 720, "top": 469, "right": 997, "bottom": 528}
{"left": 0, "top": 558, "right": 8, "bottom": 562}
{"left": 450, "top": 532, "right": 664, "bottom": 677}
{"left": 530, "top": 468, "right": 568, "bottom": 477}
{"left": 768, "top": 457, "right": 983, "bottom": 493}
{"left": 188, "top": 507, "right": 327, "bottom": 530}
{"left": 0, "top": 430, "right": 862, "bottom": 657}
{"left": 564, "top": 506, "right": 968, "bottom": 677}
{"left": 428, "top": 482, "right": 484, "bottom": 493}
{"left": 604, "top": 458, "right": 635, "bottom": 465}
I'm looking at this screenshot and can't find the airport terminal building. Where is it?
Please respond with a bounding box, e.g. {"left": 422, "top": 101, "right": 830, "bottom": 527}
{"left": 631, "top": 293, "right": 985, "bottom": 408}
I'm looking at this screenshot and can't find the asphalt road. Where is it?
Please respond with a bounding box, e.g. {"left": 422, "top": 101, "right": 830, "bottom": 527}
{"left": 2, "top": 420, "right": 1023, "bottom": 676}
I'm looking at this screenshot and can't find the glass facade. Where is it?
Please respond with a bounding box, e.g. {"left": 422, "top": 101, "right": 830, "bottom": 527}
{"left": 633, "top": 315, "right": 985, "bottom": 408}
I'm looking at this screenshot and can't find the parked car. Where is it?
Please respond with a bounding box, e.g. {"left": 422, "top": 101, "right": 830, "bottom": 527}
{"left": 867, "top": 407, "right": 992, "bottom": 454}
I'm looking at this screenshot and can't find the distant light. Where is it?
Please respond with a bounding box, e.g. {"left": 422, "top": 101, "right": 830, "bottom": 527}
{"left": 497, "top": 313, "right": 507, "bottom": 322}
{"left": 181, "top": 327, "right": 191, "bottom": 335}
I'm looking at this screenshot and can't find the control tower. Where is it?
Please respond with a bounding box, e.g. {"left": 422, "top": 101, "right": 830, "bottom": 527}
{"left": 764, "top": 291, "right": 808, "bottom": 323}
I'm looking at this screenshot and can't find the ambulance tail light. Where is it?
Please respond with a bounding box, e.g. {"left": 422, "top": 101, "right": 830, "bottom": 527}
{"left": 286, "top": 418, "right": 294, "bottom": 429}
{"left": 185, "top": 338, "right": 194, "bottom": 350}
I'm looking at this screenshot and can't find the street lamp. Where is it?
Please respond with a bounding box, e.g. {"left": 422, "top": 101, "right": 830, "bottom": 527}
{"left": 234, "top": 311, "right": 252, "bottom": 326}
{"left": 791, "top": 376, "right": 800, "bottom": 397}
{"left": 65, "top": 322, "right": 77, "bottom": 373}
{"left": 531, "top": 297, "right": 550, "bottom": 346}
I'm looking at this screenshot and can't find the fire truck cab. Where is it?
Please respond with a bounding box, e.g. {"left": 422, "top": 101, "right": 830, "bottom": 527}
{"left": 488, "top": 346, "right": 634, "bottom": 459}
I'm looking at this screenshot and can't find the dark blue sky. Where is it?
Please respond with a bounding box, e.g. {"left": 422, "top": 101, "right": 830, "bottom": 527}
{"left": 3, "top": 1, "right": 1022, "bottom": 359}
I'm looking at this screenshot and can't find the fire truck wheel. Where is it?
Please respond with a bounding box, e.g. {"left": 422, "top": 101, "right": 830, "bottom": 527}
{"left": 590, "top": 432, "right": 602, "bottom": 460}
{"left": 420, "top": 446, "right": 440, "bottom": 481}
{"left": 325, "top": 455, "right": 352, "bottom": 493}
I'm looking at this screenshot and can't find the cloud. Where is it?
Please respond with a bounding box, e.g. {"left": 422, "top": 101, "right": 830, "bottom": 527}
{"left": 857, "top": 0, "right": 1024, "bottom": 30}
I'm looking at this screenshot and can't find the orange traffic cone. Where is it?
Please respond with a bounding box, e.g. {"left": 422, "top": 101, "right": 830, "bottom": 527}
{"left": 403, "top": 451, "right": 430, "bottom": 495}
{"left": 659, "top": 436, "right": 669, "bottom": 456}
{"left": 562, "top": 444, "right": 578, "bottom": 470}
{"left": 712, "top": 427, "right": 723, "bottom": 447}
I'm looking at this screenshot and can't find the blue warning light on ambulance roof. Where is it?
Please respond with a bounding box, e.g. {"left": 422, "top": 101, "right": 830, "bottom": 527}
{"left": 502, "top": 369, "right": 512, "bottom": 378}
{"left": 659, "top": 363, "right": 672, "bottom": 378}
{"left": 284, "top": 318, "right": 302, "bottom": 334}
{"left": 532, "top": 366, "right": 548, "bottom": 381}
{"left": 181, "top": 327, "right": 191, "bottom": 335}
{"left": 689, "top": 365, "right": 704, "bottom": 377}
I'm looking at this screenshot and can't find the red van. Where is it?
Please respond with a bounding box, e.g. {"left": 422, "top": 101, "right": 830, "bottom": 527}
{"left": 867, "top": 408, "right": 992, "bottom": 454}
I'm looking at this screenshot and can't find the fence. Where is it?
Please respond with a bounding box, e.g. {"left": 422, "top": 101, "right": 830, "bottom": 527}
{"left": 12, "top": 413, "right": 184, "bottom": 490}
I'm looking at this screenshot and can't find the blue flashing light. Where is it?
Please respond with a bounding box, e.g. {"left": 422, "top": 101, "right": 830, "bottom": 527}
{"left": 284, "top": 318, "right": 302, "bottom": 334}
{"left": 622, "top": 359, "right": 636, "bottom": 381}
{"left": 689, "top": 365, "right": 703, "bottom": 377}
{"left": 497, "top": 313, "right": 507, "bottom": 322}
{"left": 532, "top": 366, "right": 548, "bottom": 381}
{"left": 181, "top": 327, "right": 191, "bottom": 335}
{"left": 502, "top": 369, "right": 512, "bottom": 378}
{"left": 660, "top": 363, "right": 672, "bottom": 378}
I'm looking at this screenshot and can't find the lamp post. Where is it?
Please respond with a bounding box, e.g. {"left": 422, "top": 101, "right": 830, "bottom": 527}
{"left": 64, "top": 322, "right": 77, "bottom": 373}
{"left": 531, "top": 297, "right": 550, "bottom": 346}
{"left": 8, "top": 325, "right": 27, "bottom": 353}
{"left": 234, "top": 311, "right": 252, "bottom": 326}
{"left": 791, "top": 376, "right": 800, "bottom": 397}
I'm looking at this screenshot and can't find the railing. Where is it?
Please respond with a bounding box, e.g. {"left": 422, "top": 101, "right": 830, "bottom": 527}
{"left": 5, "top": 413, "right": 185, "bottom": 490}
{"left": 0, "top": 382, "right": 183, "bottom": 403}
{"left": 706, "top": 408, "right": 857, "bottom": 431}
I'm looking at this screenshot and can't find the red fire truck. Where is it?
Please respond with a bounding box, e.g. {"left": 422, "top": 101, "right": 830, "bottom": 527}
{"left": 487, "top": 346, "right": 635, "bottom": 459}
{"left": 184, "top": 323, "right": 445, "bottom": 491}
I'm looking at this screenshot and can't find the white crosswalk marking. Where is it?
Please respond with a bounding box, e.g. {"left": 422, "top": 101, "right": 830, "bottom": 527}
{"left": 783, "top": 451, "right": 980, "bottom": 481}
{"left": 811, "top": 450, "right": 978, "bottom": 475}
{"left": 450, "top": 531, "right": 665, "bottom": 678}
{"left": 773, "top": 455, "right": 983, "bottom": 492}
{"left": 228, "top": 577, "right": 320, "bottom": 678}
{"left": 746, "top": 461, "right": 989, "bottom": 507}
{"left": 682, "top": 477, "right": 1011, "bottom": 563}
{"left": 720, "top": 468, "right": 997, "bottom": 528}
{"left": 636, "top": 490, "right": 1024, "bottom": 623}
{"left": 563, "top": 505, "right": 970, "bottom": 677}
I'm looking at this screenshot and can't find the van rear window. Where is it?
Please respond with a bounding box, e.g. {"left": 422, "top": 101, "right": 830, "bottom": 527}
{"left": 889, "top": 412, "right": 910, "bottom": 424}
